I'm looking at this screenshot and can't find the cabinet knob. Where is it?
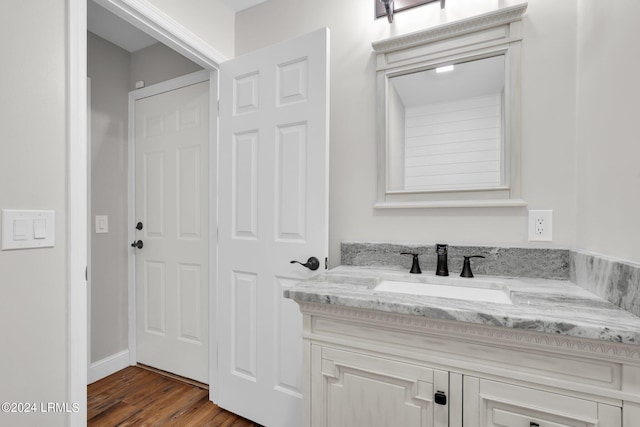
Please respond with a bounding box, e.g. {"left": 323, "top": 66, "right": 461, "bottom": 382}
{"left": 434, "top": 391, "right": 447, "bottom": 405}
{"left": 530, "top": 423, "right": 540, "bottom": 427}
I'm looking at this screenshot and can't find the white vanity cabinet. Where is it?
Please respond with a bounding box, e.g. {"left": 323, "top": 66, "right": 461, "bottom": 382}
{"left": 297, "top": 302, "right": 639, "bottom": 427}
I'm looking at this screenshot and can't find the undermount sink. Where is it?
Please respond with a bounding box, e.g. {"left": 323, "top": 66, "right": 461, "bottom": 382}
{"left": 374, "top": 279, "right": 513, "bottom": 305}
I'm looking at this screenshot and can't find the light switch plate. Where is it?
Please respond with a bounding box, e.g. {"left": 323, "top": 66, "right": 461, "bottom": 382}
{"left": 2, "top": 209, "right": 55, "bottom": 250}
{"left": 95, "top": 215, "right": 109, "bottom": 234}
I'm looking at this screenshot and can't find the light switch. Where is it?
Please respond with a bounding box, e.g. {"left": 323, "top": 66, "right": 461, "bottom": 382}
{"left": 2, "top": 209, "right": 55, "bottom": 250}
{"left": 95, "top": 215, "right": 109, "bottom": 234}
{"left": 33, "top": 219, "right": 47, "bottom": 239}
{"left": 13, "top": 219, "right": 29, "bottom": 240}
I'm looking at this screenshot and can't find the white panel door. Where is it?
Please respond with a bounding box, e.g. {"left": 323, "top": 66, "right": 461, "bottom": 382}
{"left": 218, "top": 28, "right": 330, "bottom": 426}
{"left": 134, "top": 81, "right": 209, "bottom": 384}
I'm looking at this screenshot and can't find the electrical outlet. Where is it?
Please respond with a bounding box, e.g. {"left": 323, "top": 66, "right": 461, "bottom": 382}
{"left": 529, "top": 210, "right": 552, "bottom": 241}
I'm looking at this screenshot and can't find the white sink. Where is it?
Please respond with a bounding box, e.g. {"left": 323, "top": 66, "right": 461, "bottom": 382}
{"left": 374, "top": 279, "right": 513, "bottom": 305}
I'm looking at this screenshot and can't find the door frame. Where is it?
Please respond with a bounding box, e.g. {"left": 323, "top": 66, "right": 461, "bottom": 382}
{"left": 127, "top": 68, "right": 215, "bottom": 381}
{"left": 69, "top": 1, "right": 226, "bottom": 423}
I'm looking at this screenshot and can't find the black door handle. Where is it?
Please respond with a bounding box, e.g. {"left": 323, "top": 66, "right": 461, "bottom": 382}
{"left": 290, "top": 256, "right": 320, "bottom": 271}
{"left": 131, "top": 240, "right": 143, "bottom": 249}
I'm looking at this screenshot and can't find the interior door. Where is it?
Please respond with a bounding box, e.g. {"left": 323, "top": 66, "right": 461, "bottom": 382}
{"left": 134, "top": 80, "right": 209, "bottom": 384}
{"left": 218, "top": 28, "right": 330, "bottom": 426}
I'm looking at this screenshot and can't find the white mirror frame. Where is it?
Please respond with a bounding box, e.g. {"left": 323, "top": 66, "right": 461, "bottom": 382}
{"left": 373, "top": 3, "right": 528, "bottom": 208}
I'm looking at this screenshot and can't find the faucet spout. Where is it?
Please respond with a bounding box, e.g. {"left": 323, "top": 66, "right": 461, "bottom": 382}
{"left": 400, "top": 252, "right": 422, "bottom": 274}
{"left": 435, "top": 244, "right": 449, "bottom": 276}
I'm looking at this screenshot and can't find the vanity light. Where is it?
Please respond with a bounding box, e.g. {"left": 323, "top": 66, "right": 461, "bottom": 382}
{"left": 377, "top": 0, "right": 445, "bottom": 24}
{"left": 380, "top": 0, "right": 394, "bottom": 23}
{"left": 436, "top": 64, "right": 454, "bottom": 73}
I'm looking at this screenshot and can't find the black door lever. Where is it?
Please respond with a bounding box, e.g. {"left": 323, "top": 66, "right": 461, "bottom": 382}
{"left": 131, "top": 240, "right": 143, "bottom": 249}
{"left": 290, "top": 257, "right": 320, "bottom": 271}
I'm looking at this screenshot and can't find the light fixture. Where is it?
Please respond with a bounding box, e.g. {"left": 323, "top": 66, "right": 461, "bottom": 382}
{"left": 377, "top": 0, "right": 445, "bottom": 24}
{"left": 436, "top": 64, "right": 454, "bottom": 73}
{"left": 380, "top": 0, "right": 394, "bottom": 23}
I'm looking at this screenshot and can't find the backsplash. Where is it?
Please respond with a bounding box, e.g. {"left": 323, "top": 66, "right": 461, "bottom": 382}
{"left": 341, "top": 242, "right": 570, "bottom": 280}
{"left": 570, "top": 251, "right": 640, "bottom": 318}
{"left": 340, "top": 242, "right": 640, "bottom": 318}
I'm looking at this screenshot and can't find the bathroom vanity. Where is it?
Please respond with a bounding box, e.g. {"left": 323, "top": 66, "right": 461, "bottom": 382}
{"left": 285, "top": 266, "right": 640, "bottom": 427}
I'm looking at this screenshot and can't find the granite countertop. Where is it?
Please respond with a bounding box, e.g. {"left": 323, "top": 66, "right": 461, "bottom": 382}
{"left": 284, "top": 266, "right": 640, "bottom": 346}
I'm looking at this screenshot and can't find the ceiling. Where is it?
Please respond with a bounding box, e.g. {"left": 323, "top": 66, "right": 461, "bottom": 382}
{"left": 391, "top": 55, "right": 506, "bottom": 107}
{"left": 222, "top": 0, "right": 269, "bottom": 12}
{"left": 87, "top": 0, "right": 269, "bottom": 53}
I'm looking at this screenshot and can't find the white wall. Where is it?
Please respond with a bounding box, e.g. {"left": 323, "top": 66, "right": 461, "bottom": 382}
{"left": 146, "top": 0, "right": 235, "bottom": 59}
{"left": 236, "top": 0, "right": 578, "bottom": 265}
{"left": 576, "top": 2, "right": 640, "bottom": 263}
{"left": 0, "top": 1, "right": 68, "bottom": 426}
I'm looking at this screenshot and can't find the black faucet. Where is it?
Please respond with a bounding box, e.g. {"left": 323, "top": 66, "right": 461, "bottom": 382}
{"left": 460, "top": 255, "right": 485, "bottom": 278}
{"left": 435, "top": 244, "right": 449, "bottom": 276}
{"left": 400, "top": 252, "right": 422, "bottom": 274}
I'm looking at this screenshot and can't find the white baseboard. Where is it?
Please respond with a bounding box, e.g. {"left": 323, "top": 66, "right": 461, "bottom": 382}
{"left": 88, "top": 349, "right": 131, "bottom": 384}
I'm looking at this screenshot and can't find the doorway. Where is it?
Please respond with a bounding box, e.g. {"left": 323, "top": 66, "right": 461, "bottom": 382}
{"left": 80, "top": 0, "right": 223, "bottom": 411}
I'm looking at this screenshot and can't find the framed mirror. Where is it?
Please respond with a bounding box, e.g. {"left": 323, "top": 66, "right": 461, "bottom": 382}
{"left": 373, "top": 4, "right": 527, "bottom": 208}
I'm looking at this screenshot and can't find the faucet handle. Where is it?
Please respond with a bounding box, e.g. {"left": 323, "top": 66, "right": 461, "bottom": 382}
{"left": 400, "top": 252, "right": 422, "bottom": 274}
{"left": 460, "top": 255, "right": 485, "bottom": 278}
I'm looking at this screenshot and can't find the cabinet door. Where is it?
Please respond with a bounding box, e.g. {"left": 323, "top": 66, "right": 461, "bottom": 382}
{"left": 463, "top": 376, "right": 621, "bottom": 427}
{"left": 312, "top": 346, "right": 449, "bottom": 427}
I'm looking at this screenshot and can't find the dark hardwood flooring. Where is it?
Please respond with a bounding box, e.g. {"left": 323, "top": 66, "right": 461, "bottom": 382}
{"left": 88, "top": 366, "right": 260, "bottom": 426}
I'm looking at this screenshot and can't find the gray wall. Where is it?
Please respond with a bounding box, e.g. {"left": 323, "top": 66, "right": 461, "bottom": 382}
{"left": 88, "top": 32, "right": 131, "bottom": 364}
{"left": 88, "top": 33, "right": 202, "bottom": 366}
{"left": 236, "top": 0, "right": 640, "bottom": 267}
{"left": 130, "top": 42, "right": 203, "bottom": 90}
{"left": 0, "top": 1, "right": 68, "bottom": 425}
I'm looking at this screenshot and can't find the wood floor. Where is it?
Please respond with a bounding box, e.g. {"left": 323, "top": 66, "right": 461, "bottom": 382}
{"left": 88, "top": 366, "right": 261, "bottom": 426}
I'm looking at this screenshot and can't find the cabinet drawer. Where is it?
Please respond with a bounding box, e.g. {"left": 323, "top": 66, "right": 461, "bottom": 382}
{"left": 311, "top": 316, "right": 622, "bottom": 391}
{"left": 464, "top": 377, "right": 621, "bottom": 427}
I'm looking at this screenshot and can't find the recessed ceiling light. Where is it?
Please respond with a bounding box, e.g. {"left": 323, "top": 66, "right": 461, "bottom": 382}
{"left": 436, "top": 65, "right": 454, "bottom": 73}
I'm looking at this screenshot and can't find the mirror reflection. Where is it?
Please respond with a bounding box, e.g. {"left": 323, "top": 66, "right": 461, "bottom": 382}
{"left": 387, "top": 55, "right": 506, "bottom": 192}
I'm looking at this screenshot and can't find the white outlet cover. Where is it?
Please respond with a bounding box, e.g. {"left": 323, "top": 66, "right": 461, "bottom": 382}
{"left": 528, "top": 210, "right": 553, "bottom": 242}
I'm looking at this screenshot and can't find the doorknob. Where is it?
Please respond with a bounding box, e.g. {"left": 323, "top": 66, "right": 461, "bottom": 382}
{"left": 131, "top": 240, "right": 143, "bottom": 249}
{"left": 290, "top": 256, "right": 320, "bottom": 271}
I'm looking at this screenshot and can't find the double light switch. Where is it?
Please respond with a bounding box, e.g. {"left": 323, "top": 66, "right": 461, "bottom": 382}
{"left": 1, "top": 209, "right": 55, "bottom": 250}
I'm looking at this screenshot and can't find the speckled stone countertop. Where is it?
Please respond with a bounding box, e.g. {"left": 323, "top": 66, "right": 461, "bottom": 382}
{"left": 284, "top": 266, "right": 640, "bottom": 346}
